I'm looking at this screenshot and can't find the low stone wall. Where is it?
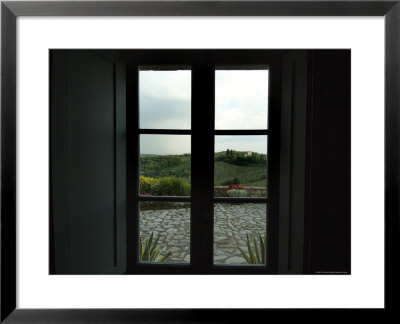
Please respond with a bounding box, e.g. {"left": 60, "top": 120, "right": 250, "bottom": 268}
{"left": 214, "top": 186, "right": 267, "bottom": 197}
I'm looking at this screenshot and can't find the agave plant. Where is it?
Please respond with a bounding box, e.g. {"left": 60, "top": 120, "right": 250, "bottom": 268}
{"left": 139, "top": 232, "right": 172, "bottom": 262}
{"left": 239, "top": 233, "right": 266, "bottom": 264}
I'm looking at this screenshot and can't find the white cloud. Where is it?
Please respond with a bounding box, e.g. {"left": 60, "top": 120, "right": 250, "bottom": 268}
{"left": 215, "top": 70, "right": 269, "bottom": 129}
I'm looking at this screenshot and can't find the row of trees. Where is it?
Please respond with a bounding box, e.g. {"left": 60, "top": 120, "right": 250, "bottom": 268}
{"left": 215, "top": 149, "right": 267, "bottom": 166}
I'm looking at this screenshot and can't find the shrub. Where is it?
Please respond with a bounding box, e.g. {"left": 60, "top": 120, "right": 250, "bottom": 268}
{"left": 140, "top": 175, "right": 153, "bottom": 193}
{"left": 140, "top": 176, "right": 190, "bottom": 196}
{"left": 226, "top": 189, "right": 247, "bottom": 197}
{"left": 151, "top": 177, "right": 190, "bottom": 196}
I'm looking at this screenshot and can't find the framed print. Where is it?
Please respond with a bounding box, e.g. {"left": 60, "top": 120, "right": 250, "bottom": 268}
{"left": 1, "top": 0, "right": 398, "bottom": 322}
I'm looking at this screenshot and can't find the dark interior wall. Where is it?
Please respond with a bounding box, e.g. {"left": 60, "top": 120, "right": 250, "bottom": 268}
{"left": 305, "top": 50, "right": 351, "bottom": 274}
{"left": 50, "top": 50, "right": 126, "bottom": 274}
{"left": 279, "top": 51, "right": 307, "bottom": 274}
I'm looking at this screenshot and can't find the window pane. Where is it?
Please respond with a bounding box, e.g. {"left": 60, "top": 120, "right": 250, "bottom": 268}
{"left": 215, "top": 69, "right": 268, "bottom": 129}
{"left": 214, "top": 203, "right": 267, "bottom": 265}
{"left": 214, "top": 136, "right": 267, "bottom": 198}
{"left": 140, "top": 135, "right": 191, "bottom": 197}
{"left": 139, "top": 202, "right": 190, "bottom": 264}
{"left": 139, "top": 68, "right": 191, "bottom": 129}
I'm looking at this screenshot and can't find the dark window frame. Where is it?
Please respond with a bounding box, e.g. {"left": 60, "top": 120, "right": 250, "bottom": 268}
{"left": 126, "top": 50, "right": 282, "bottom": 274}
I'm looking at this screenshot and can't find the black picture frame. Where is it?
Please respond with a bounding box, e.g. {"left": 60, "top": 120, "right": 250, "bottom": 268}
{"left": 1, "top": 0, "right": 398, "bottom": 321}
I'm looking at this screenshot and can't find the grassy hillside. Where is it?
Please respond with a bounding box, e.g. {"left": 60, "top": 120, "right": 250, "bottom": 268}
{"left": 214, "top": 161, "right": 267, "bottom": 187}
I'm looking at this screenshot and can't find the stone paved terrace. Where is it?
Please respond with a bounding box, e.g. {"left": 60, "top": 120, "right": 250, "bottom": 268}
{"left": 139, "top": 203, "right": 267, "bottom": 265}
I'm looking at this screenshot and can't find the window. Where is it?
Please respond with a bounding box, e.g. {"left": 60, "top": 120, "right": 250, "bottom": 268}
{"left": 127, "top": 51, "right": 279, "bottom": 274}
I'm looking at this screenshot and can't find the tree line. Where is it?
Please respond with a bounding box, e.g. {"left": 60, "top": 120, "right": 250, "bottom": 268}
{"left": 215, "top": 149, "right": 267, "bottom": 166}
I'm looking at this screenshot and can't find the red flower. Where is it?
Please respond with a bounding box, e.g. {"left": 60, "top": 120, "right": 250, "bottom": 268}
{"left": 227, "top": 184, "right": 246, "bottom": 190}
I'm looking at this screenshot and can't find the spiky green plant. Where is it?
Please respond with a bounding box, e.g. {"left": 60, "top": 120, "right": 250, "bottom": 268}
{"left": 139, "top": 232, "right": 172, "bottom": 262}
{"left": 239, "top": 233, "right": 266, "bottom": 264}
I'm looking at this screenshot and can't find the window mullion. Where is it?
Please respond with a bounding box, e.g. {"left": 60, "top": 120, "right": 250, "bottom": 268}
{"left": 190, "top": 57, "right": 215, "bottom": 272}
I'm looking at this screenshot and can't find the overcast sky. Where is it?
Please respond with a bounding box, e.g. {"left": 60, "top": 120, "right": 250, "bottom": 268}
{"left": 215, "top": 70, "right": 269, "bottom": 129}
{"left": 139, "top": 69, "right": 268, "bottom": 155}
{"left": 139, "top": 70, "right": 191, "bottom": 129}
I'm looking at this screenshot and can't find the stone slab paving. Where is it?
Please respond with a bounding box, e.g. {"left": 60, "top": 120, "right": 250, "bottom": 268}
{"left": 139, "top": 203, "right": 266, "bottom": 265}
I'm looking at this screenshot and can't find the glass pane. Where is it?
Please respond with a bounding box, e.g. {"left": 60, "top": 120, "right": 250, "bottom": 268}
{"left": 140, "top": 135, "right": 191, "bottom": 197}
{"left": 214, "top": 203, "right": 267, "bottom": 265}
{"left": 139, "top": 68, "right": 191, "bottom": 129}
{"left": 214, "top": 136, "right": 267, "bottom": 198}
{"left": 215, "top": 69, "right": 269, "bottom": 129}
{"left": 139, "top": 202, "right": 190, "bottom": 264}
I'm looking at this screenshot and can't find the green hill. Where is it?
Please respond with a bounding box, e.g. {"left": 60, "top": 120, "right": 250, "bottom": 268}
{"left": 214, "top": 161, "right": 267, "bottom": 187}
